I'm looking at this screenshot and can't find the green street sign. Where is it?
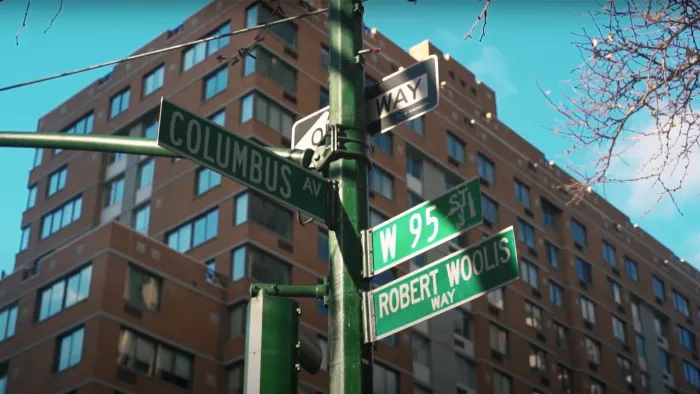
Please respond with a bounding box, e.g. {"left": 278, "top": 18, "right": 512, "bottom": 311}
{"left": 368, "top": 177, "right": 482, "bottom": 276}
{"left": 363, "top": 226, "right": 518, "bottom": 343}
{"left": 157, "top": 99, "right": 328, "bottom": 222}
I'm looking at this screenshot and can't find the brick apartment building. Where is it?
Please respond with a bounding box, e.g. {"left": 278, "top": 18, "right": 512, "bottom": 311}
{"left": 1, "top": 0, "right": 700, "bottom": 393}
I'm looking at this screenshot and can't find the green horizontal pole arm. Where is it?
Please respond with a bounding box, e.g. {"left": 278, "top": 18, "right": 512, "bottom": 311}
{"left": 249, "top": 283, "right": 328, "bottom": 299}
{"left": 0, "top": 132, "right": 314, "bottom": 167}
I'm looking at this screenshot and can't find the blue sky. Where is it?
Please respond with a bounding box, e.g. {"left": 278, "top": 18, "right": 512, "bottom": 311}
{"left": 0, "top": 0, "right": 698, "bottom": 276}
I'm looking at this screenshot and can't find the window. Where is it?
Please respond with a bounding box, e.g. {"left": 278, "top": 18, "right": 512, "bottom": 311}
{"left": 246, "top": 3, "right": 297, "bottom": 49}
{"left": 244, "top": 47, "right": 297, "bottom": 93}
{"left": 683, "top": 361, "right": 700, "bottom": 388}
{"left": 490, "top": 324, "right": 508, "bottom": 354}
{"left": 137, "top": 159, "right": 154, "bottom": 189}
{"left": 0, "top": 304, "right": 18, "bottom": 342}
{"left": 406, "top": 154, "right": 421, "bottom": 179}
{"left": 636, "top": 335, "right": 646, "bottom": 360}
{"left": 33, "top": 148, "right": 43, "bottom": 168}
{"left": 48, "top": 167, "right": 68, "bottom": 197}
{"left": 581, "top": 297, "right": 596, "bottom": 325}
{"left": 235, "top": 192, "right": 292, "bottom": 239}
{"left": 205, "top": 260, "right": 216, "bottom": 283}
{"left": 558, "top": 364, "right": 573, "bottom": 393}
{"left": 142, "top": 64, "right": 164, "bottom": 96}
{"left": 477, "top": 154, "right": 495, "bottom": 183}
{"left": 110, "top": 88, "right": 130, "bottom": 119}
{"left": 27, "top": 184, "right": 37, "bottom": 209}
{"left": 105, "top": 177, "right": 125, "bottom": 207}
{"left": 209, "top": 110, "right": 226, "bottom": 126}
{"left": 585, "top": 336, "right": 601, "bottom": 365}
{"left": 369, "top": 167, "right": 394, "bottom": 199}
{"left": 318, "top": 230, "right": 329, "bottom": 262}
{"left": 610, "top": 279, "right": 623, "bottom": 305}
{"left": 549, "top": 281, "right": 563, "bottom": 307}
{"left": 625, "top": 257, "right": 638, "bottom": 281}
{"left": 19, "top": 226, "right": 30, "bottom": 252}
{"left": 195, "top": 168, "right": 221, "bottom": 195}
{"left": 40, "top": 195, "right": 82, "bottom": 239}
{"left": 166, "top": 208, "right": 219, "bottom": 252}
{"left": 492, "top": 371, "right": 512, "bottom": 394}
{"left": 525, "top": 301, "right": 542, "bottom": 330}
{"left": 660, "top": 349, "right": 671, "bottom": 373}
{"left": 513, "top": 179, "right": 530, "bottom": 207}
{"left": 555, "top": 323, "right": 568, "bottom": 349}
{"left": 602, "top": 241, "right": 616, "bottom": 267}
{"left": 521, "top": 260, "right": 538, "bottom": 289}
{"left": 370, "top": 209, "right": 388, "bottom": 227}
{"left": 545, "top": 242, "right": 559, "bottom": 268}
{"left": 231, "top": 244, "right": 291, "bottom": 284}
{"left": 571, "top": 219, "right": 587, "bottom": 246}
{"left": 517, "top": 220, "right": 535, "bottom": 249}
{"left": 541, "top": 199, "right": 559, "bottom": 228}
{"left": 240, "top": 92, "right": 295, "bottom": 139}
{"left": 117, "top": 328, "right": 193, "bottom": 389}
{"left": 372, "top": 132, "right": 393, "bottom": 155}
{"left": 0, "top": 361, "right": 6, "bottom": 394}
{"left": 144, "top": 120, "right": 158, "bottom": 139}
{"left": 652, "top": 276, "right": 665, "bottom": 301}
{"left": 456, "top": 356, "right": 476, "bottom": 390}
{"left": 407, "top": 192, "right": 423, "bottom": 208}
{"left": 677, "top": 325, "right": 696, "bottom": 351}
{"left": 111, "top": 151, "right": 127, "bottom": 163}
{"left": 320, "top": 45, "right": 329, "bottom": 70}
{"left": 134, "top": 204, "right": 150, "bottom": 234}
{"left": 529, "top": 344, "right": 547, "bottom": 372}
{"left": 61, "top": 112, "right": 94, "bottom": 135}
{"left": 373, "top": 362, "right": 398, "bottom": 394}
{"left": 412, "top": 332, "right": 431, "bottom": 368}
{"left": 319, "top": 86, "right": 329, "bottom": 109}
{"left": 227, "top": 362, "right": 244, "bottom": 394}
{"left": 487, "top": 288, "right": 505, "bottom": 310}
{"left": 590, "top": 379, "right": 605, "bottom": 394}
{"left": 576, "top": 258, "right": 592, "bottom": 284}
{"left": 372, "top": 269, "right": 395, "bottom": 287}
{"left": 204, "top": 67, "right": 228, "bottom": 100}
{"left": 453, "top": 308, "right": 473, "bottom": 340}
{"left": 673, "top": 290, "right": 690, "bottom": 317}
{"left": 182, "top": 22, "right": 230, "bottom": 71}
{"left": 406, "top": 116, "right": 424, "bottom": 135}
{"left": 229, "top": 302, "right": 247, "bottom": 339}
{"left": 612, "top": 316, "right": 627, "bottom": 342}
{"left": 38, "top": 264, "right": 92, "bottom": 321}
{"left": 125, "top": 265, "right": 161, "bottom": 311}
{"left": 482, "top": 193, "right": 498, "bottom": 224}
{"left": 56, "top": 326, "right": 84, "bottom": 372}
{"left": 447, "top": 132, "right": 465, "bottom": 163}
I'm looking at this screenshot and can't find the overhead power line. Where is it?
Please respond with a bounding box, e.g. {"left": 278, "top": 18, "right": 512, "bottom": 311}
{"left": 0, "top": 6, "right": 329, "bottom": 93}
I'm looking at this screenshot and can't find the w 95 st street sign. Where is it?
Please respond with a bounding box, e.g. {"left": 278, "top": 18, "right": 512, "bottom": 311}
{"left": 363, "top": 226, "right": 519, "bottom": 343}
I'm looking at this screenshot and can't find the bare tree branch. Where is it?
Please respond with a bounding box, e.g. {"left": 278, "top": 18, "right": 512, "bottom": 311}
{"left": 539, "top": 0, "right": 700, "bottom": 214}
{"left": 464, "top": 0, "right": 491, "bottom": 42}
{"left": 44, "top": 0, "right": 63, "bottom": 34}
{"left": 15, "top": 0, "right": 31, "bottom": 46}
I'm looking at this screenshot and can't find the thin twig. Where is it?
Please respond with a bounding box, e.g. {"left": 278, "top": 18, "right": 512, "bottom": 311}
{"left": 16, "top": 0, "right": 31, "bottom": 46}
{"left": 44, "top": 0, "right": 63, "bottom": 34}
{"left": 463, "top": 0, "right": 492, "bottom": 41}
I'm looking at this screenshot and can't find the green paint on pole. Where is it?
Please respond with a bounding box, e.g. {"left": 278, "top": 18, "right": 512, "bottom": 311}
{"left": 157, "top": 99, "right": 328, "bottom": 222}
{"left": 364, "top": 226, "right": 519, "bottom": 343}
{"left": 370, "top": 177, "right": 482, "bottom": 275}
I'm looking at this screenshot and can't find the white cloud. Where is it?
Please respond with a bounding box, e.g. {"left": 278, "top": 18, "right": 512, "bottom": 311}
{"left": 467, "top": 46, "right": 518, "bottom": 101}
{"left": 608, "top": 112, "right": 700, "bottom": 217}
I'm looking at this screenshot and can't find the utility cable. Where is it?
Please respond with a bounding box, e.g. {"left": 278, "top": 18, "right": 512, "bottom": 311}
{"left": 0, "top": 6, "right": 329, "bottom": 93}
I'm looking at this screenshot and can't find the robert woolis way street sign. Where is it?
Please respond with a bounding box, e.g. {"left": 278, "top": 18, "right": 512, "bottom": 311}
{"left": 368, "top": 177, "right": 482, "bottom": 277}
{"left": 157, "top": 99, "right": 328, "bottom": 222}
{"left": 363, "top": 226, "right": 519, "bottom": 343}
{"left": 292, "top": 55, "right": 439, "bottom": 152}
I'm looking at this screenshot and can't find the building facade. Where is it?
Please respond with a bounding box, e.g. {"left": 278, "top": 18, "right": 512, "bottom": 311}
{"left": 2, "top": 0, "right": 700, "bottom": 393}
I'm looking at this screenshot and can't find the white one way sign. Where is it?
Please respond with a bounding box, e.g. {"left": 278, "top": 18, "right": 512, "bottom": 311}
{"left": 292, "top": 55, "right": 439, "bottom": 152}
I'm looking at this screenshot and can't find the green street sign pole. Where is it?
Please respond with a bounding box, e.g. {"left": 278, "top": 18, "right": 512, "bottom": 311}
{"left": 363, "top": 226, "right": 519, "bottom": 342}
{"left": 327, "top": 0, "right": 373, "bottom": 392}
{"left": 156, "top": 99, "right": 328, "bottom": 222}
{"left": 367, "top": 177, "right": 483, "bottom": 276}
